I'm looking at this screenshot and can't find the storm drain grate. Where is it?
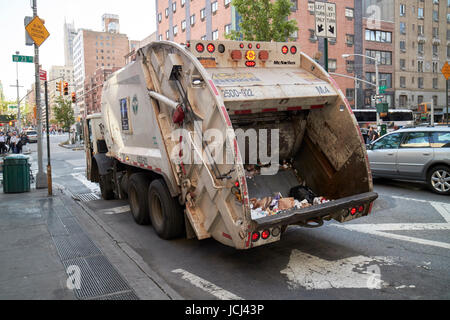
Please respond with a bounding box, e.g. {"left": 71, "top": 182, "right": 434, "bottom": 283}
{"left": 90, "top": 291, "right": 139, "bottom": 300}
{"left": 53, "top": 233, "right": 102, "bottom": 261}
{"left": 61, "top": 217, "right": 85, "bottom": 235}
{"left": 62, "top": 255, "right": 136, "bottom": 300}
{"left": 73, "top": 193, "right": 100, "bottom": 202}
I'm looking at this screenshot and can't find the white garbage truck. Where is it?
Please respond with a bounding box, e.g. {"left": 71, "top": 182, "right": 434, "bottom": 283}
{"left": 84, "top": 40, "right": 378, "bottom": 250}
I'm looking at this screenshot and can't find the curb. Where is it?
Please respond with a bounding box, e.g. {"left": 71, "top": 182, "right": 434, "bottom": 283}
{"left": 54, "top": 184, "right": 183, "bottom": 300}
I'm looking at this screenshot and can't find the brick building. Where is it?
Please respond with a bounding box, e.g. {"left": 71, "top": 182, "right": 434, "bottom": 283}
{"left": 84, "top": 67, "right": 121, "bottom": 115}
{"left": 73, "top": 14, "right": 129, "bottom": 117}
{"left": 156, "top": 0, "right": 358, "bottom": 107}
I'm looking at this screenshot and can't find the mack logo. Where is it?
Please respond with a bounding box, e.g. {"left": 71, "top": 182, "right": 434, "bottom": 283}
{"left": 316, "top": 86, "right": 331, "bottom": 95}
{"left": 274, "top": 61, "right": 296, "bottom": 65}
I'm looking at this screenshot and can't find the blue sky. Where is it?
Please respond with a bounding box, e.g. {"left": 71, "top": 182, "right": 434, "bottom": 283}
{"left": 0, "top": 0, "right": 156, "bottom": 101}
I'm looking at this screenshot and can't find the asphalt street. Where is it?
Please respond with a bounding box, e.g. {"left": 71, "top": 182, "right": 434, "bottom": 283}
{"left": 27, "top": 135, "right": 450, "bottom": 300}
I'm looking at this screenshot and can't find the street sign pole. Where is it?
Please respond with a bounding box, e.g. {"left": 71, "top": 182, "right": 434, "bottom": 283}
{"left": 446, "top": 79, "right": 449, "bottom": 125}
{"left": 15, "top": 52, "right": 21, "bottom": 133}
{"left": 44, "top": 80, "right": 52, "bottom": 195}
{"left": 324, "top": 38, "right": 328, "bottom": 72}
{"left": 32, "top": 0, "right": 47, "bottom": 189}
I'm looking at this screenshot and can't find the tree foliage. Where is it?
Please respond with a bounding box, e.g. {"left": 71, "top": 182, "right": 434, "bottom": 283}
{"left": 226, "top": 0, "right": 298, "bottom": 42}
{"left": 53, "top": 96, "right": 75, "bottom": 132}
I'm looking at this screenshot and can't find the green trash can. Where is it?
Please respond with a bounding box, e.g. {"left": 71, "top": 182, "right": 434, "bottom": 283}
{"left": 2, "top": 154, "right": 31, "bottom": 193}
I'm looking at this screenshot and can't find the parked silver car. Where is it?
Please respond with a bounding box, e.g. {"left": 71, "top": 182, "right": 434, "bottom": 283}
{"left": 367, "top": 127, "right": 450, "bottom": 195}
{"left": 25, "top": 130, "right": 38, "bottom": 143}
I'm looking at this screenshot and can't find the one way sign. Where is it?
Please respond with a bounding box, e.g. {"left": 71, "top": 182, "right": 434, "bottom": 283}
{"left": 315, "top": 1, "right": 337, "bottom": 39}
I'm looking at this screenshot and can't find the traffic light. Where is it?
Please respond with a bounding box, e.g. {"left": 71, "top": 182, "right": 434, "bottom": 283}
{"left": 71, "top": 92, "right": 76, "bottom": 103}
{"left": 63, "top": 81, "right": 69, "bottom": 96}
{"left": 56, "top": 81, "right": 62, "bottom": 95}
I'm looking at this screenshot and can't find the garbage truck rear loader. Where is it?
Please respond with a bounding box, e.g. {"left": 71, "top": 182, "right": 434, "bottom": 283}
{"left": 88, "top": 40, "right": 378, "bottom": 250}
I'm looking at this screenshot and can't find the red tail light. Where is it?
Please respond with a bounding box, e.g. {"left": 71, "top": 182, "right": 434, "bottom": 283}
{"left": 282, "top": 46, "right": 288, "bottom": 54}
{"left": 290, "top": 46, "right": 297, "bottom": 54}
{"left": 261, "top": 230, "right": 270, "bottom": 240}
{"left": 256, "top": 44, "right": 261, "bottom": 49}
{"left": 196, "top": 43, "right": 204, "bottom": 53}
{"left": 358, "top": 206, "right": 364, "bottom": 213}
{"left": 207, "top": 43, "right": 215, "bottom": 53}
{"left": 252, "top": 232, "right": 260, "bottom": 242}
{"left": 239, "top": 43, "right": 244, "bottom": 49}
{"left": 350, "top": 208, "right": 357, "bottom": 215}
{"left": 231, "top": 50, "right": 242, "bottom": 60}
{"left": 248, "top": 43, "right": 252, "bottom": 49}
{"left": 245, "top": 61, "right": 256, "bottom": 67}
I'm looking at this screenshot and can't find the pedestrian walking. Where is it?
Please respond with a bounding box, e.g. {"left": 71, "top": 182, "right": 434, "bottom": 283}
{"left": 10, "top": 132, "right": 19, "bottom": 154}
{"left": 0, "top": 132, "right": 6, "bottom": 154}
{"left": 367, "top": 127, "right": 379, "bottom": 144}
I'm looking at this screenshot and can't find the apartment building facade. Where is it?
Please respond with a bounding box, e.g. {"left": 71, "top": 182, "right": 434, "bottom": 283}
{"left": 84, "top": 67, "right": 121, "bottom": 115}
{"left": 73, "top": 15, "right": 129, "bottom": 117}
{"left": 394, "top": 0, "right": 450, "bottom": 112}
{"left": 156, "top": 0, "right": 357, "bottom": 107}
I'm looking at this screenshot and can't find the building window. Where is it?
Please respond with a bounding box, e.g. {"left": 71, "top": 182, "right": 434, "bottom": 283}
{"left": 400, "top": 22, "right": 406, "bottom": 34}
{"left": 366, "top": 50, "right": 392, "bottom": 65}
{"left": 224, "top": 24, "right": 231, "bottom": 35}
{"left": 433, "top": 61, "right": 439, "bottom": 73}
{"left": 346, "top": 34, "right": 354, "bottom": 46}
{"left": 309, "top": 29, "right": 317, "bottom": 42}
{"left": 365, "top": 29, "right": 392, "bottom": 43}
{"left": 366, "top": 72, "right": 392, "bottom": 88}
{"left": 200, "top": 8, "right": 206, "bottom": 21}
{"left": 399, "top": 95, "right": 407, "bottom": 107}
{"left": 328, "top": 59, "right": 337, "bottom": 72}
{"left": 165, "top": 8, "right": 169, "bottom": 18}
{"left": 158, "top": 13, "right": 162, "bottom": 23}
{"left": 346, "top": 88, "right": 355, "bottom": 101}
{"left": 433, "top": 78, "right": 438, "bottom": 89}
{"left": 212, "top": 29, "right": 219, "bottom": 40}
{"left": 166, "top": 30, "right": 169, "bottom": 40}
{"left": 400, "top": 77, "right": 406, "bottom": 88}
{"left": 400, "top": 59, "right": 406, "bottom": 70}
{"left": 418, "top": 60, "right": 424, "bottom": 73}
{"left": 346, "top": 60, "right": 354, "bottom": 73}
{"left": 433, "top": 44, "right": 438, "bottom": 57}
{"left": 224, "top": 0, "right": 231, "bottom": 7}
{"left": 212, "top": 1, "right": 218, "bottom": 14}
{"left": 418, "top": 7, "right": 424, "bottom": 19}
{"left": 201, "top": 35, "right": 207, "bottom": 40}
{"left": 418, "top": 42, "right": 424, "bottom": 55}
{"left": 418, "top": 77, "right": 424, "bottom": 89}
{"left": 400, "top": 4, "right": 406, "bottom": 16}
{"left": 345, "top": 8, "right": 354, "bottom": 18}
{"left": 418, "top": 25, "right": 424, "bottom": 35}
{"left": 433, "top": 10, "right": 439, "bottom": 21}
{"left": 290, "top": 0, "right": 298, "bottom": 12}
{"left": 181, "top": 20, "right": 186, "bottom": 31}
{"left": 190, "top": 14, "right": 196, "bottom": 26}
{"left": 172, "top": 2, "right": 176, "bottom": 12}
{"left": 181, "top": 0, "right": 186, "bottom": 7}
{"left": 173, "top": 25, "right": 178, "bottom": 36}
{"left": 158, "top": 34, "right": 163, "bottom": 41}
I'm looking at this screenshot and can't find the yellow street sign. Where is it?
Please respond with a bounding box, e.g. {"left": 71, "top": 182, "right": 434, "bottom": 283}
{"left": 25, "top": 16, "right": 50, "bottom": 47}
{"left": 441, "top": 61, "right": 450, "bottom": 81}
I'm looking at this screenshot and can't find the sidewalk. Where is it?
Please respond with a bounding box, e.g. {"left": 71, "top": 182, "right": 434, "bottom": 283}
{"left": 0, "top": 185, "right": 180, "bottom": 300}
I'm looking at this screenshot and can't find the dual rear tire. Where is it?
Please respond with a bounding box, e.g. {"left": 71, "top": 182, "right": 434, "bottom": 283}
{"left": 128, "top": 174, "right": 184, "bottom": 239}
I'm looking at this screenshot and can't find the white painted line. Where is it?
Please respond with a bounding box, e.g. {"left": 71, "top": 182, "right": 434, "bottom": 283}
{"left": 172, "top": 269, "right": 244, "bottom": 300}
{"left": 334, "top": 224, "right": 450, "bottom": 250}
{"left": 430, "top": 203, "right": 450, "bottom": 223}
{"left": 340, "top": 223, "right": 450, "bottom": 232}
{"left": 100, "top": 205, "right": 131, "bottom": 215}
{"left": 280, "top": 250, "right": 400, "bottom": 290}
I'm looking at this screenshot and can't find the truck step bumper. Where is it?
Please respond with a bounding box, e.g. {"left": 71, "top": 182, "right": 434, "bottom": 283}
{"left": 253, "top": 192, "right": 378, "bottom": 229}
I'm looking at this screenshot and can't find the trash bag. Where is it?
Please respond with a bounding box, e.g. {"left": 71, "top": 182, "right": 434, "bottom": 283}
{"left": 289, "top": 185, "right": 317, "bottom": 204}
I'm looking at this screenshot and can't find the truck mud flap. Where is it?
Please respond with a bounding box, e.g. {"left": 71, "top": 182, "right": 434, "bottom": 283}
{"left": 253, "top": 192, "right": 378, "bottom": 229}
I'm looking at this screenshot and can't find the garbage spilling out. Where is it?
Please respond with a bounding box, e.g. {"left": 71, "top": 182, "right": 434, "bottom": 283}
{"left": 248, "top": 161, "right": 331, "bottom": 220}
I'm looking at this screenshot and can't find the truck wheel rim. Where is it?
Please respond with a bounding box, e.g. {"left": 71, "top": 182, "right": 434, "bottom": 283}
{"left": 431, "top": 170, "right": 450, "bottom": 193}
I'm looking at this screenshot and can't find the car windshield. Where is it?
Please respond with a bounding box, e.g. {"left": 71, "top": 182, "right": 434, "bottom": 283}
{"left": 26, "top": 131, "right": 37, "bottom": 135}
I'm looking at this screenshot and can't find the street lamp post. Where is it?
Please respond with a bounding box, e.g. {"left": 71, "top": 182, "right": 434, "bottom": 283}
{"left": 343, "top": 53, "right": 381, "bottom": 131}
{"left": 15, "top": 51, "right": 21, "bottom": 133}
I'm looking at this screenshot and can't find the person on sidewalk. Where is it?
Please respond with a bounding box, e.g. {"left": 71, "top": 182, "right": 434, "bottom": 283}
{"left": 0, "top": 132, "right": 6, "bottom": 154}
{"left": 10, "top": 132, "right": 19, "bottom": 154}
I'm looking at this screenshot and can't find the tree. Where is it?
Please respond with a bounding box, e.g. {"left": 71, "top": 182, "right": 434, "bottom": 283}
{"left": 226, "top": 0, "right": 298, "bottom": 42}
{"left": 53, "top": 96, "right": 75, "bottom": 138}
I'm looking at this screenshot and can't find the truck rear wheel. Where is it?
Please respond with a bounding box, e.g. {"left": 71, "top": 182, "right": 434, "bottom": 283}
{"left": 128, "top": 173, "right": 151, "bottom": 225}
{"left": 99, "top": 173, "right": 115, "bottom": 200}
{"left": 148, "top": 179, "right": 185, "bottom": 239}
